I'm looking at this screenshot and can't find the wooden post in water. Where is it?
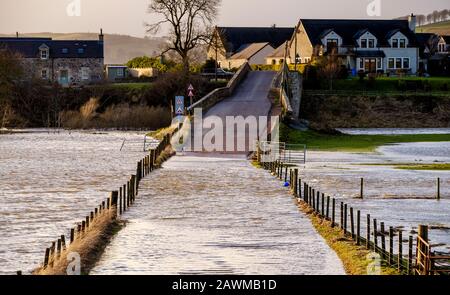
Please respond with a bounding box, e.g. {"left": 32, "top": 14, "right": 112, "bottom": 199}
{"left": 85, "top": 216, "right": 90, "bottom": 229}
{"left": 389, "top": 227, "right": 394, "bottom": 265}
{"left": 380, "top": 222, "right": 386, "bottom": 258}
{"left": 407, "top": 235, "right": 413, "bottom": 275}
{"left": 81, "top": 221, "right": 86, "bottom": 232}
{"left": 437, "top": 178, "right": 440, "bottom": 200}
{"left": 123, "top": 184, "right": 127, "bottom": 211}
{"left": 61, "top": 235, "right": 66, "bottom": 250}
{"left": 356, "top": 210, "right": 361, "bottom": 245}
{"left": 304, "top": 183, "right": 307, "bottom": 202}
{"left": 398, "top": 230, "right": 403, "bottom": 272}
{"left": 50, "top": 241, "right": 56, "bottom": 266}
{"left": 331, "top": 198, "right": 336, "bottom": 227}
{"left": 90, "top": 211, "right": 94, "bottom": 222}
{"left": 360, "top": 178, "right": 364, "bottom": 199}
{"left": 366, "top": 214, "right": 371, "bottom": 249}
{"left": 350, "top": 207, "right": 355, "bottom": 240}
{"left": 126, "top": 181, "right": 130, "bottom": 207}
{"left": 57, "top": 239, "right": 61, "bottom": 258}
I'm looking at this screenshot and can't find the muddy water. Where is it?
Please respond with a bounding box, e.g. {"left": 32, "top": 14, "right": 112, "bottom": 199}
{"left": 0, "top": 130, "right": 148, "bottom": 275}
{"left": 91, "top": 156, "right": 345, "bottom": 275}
{"left": 302, "top": 141, "right": 450, "bottom": 251}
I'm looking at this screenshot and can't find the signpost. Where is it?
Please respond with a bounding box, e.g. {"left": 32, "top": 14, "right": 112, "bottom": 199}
{"left": 175, "top": 96, "right": 184, "bottom": 116}
{"left": 188, "top": 84, "right": 195, "bottom": 107}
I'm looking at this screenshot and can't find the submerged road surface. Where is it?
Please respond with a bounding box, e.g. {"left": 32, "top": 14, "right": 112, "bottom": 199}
{"left": 91, "top": 156, "right": 345, "bottom": 275}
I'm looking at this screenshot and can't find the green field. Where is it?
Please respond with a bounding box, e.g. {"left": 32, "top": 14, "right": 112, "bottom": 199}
{"left": 109, "top": 82, "right": 153, "bottom": 90}
{"left": 417, "top": 20, "right": 450, "bottom": 35}
{"left": 280, "top": 124, "right": 450, "bottom": 152}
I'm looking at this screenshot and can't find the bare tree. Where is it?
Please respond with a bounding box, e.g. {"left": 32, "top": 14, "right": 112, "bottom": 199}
{"left": 417, "top": 14, "right": 426, "bottom": 26}
{"left": 317, "top": 48, "right": 341, "bottom": 91}
{"left": 145, "top": 0, "right": 221, "bottom": 77}
{"left": 432, "top": 10, "right": 440, "bottom": 23}
{"left": 426, "top": 14, "right": 432, "bottom": 24}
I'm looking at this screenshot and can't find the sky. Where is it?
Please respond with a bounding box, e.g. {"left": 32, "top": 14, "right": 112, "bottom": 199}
{"left": 0, "top": 0, "right": 448, "bottom": 37}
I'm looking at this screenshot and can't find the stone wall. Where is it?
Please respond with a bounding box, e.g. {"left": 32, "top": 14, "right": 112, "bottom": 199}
{"left": 20, "top": 58, "right": 104, "bottom": 85}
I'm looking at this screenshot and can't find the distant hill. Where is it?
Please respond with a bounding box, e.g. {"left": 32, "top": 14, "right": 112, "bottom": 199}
{"left": 0, "top": 33, "right": 168, "bottom": 64}
{"left": 417, "top": 20, "right": 450, "bottom": 36}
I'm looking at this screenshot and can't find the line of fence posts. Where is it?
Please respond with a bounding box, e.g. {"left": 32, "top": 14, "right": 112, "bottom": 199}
{"left": 261, "top": 159, "right": 429, "bottom": 275}
{"left": 39, "top": 131, "right": 178, "bottom": 272}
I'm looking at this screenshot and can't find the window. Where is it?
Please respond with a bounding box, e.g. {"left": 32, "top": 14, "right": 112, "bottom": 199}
{"left": 40, "top": 49, "right": 48, "bottom": 60}
{"left": 368, "top": 39, "right": 375, "bottom": 48}
{"left": 41, "top": 69, "right": 48, "bottom": 79}
{"left": 305, "top": 57, "right": 311, "bottom": 63}
{"left": 116, "top": 68, "right": 124, "bottom": 77}
{"left": 361, "top": 39, "right": 367, "bottom": 48}
{"left": 396, "top": 58, "right": 402, "bottom": 69}
{"left": 326, "top": 39, "right": 338, "bottom": 52}
{"left": 77, "top": 48, "right": 85, "bottom": 54}
{"left": 392, "top": 39, "right": 399, "bottom": 48}
{"left": 402, "top": 58, "right": 410, "bottom": 69}
{"left": 439, "top": 43, "right": 446, "bottom": 53}
{"left": 81, "top": 67, "right": 90, "bottom": 80}
{"left": 62, "top": 48, "right": 69, "bottom": 54}
{"left": 388, "top": 58, "right": 395, "bottom": 69}
{"left": 377, "top": 58, "right": 382, "bottom": 69}
{"left": 399, "top": 39, "right": 406, "bottom": 48}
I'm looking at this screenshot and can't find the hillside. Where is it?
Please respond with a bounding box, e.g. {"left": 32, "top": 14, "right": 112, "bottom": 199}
{"left": 417, "top": 20, "right": 450, "bottom": 35}
{"left": 0, "top": 33, "right": 168, "bottom": 64}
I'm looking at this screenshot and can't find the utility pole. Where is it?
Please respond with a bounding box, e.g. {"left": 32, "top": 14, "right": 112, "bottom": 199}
{"left": 294, "top": 23, "right": 298, "bottom": 71}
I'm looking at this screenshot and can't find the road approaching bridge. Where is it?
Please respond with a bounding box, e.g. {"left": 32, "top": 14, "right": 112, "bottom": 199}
{"left": 91, "top": 156, "right": 345, "bottom": 275}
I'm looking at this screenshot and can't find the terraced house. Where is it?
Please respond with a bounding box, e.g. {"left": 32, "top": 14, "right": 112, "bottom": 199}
{"left": 288, "top": 14, "right": 420, "bottom": 75}
{"left": 0, "top": 31, "right": 104, "bottom": 86}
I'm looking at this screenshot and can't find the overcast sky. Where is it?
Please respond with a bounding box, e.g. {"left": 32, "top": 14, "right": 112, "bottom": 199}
{"left": 0, "top": 0, "right": 448, "bottom": 37}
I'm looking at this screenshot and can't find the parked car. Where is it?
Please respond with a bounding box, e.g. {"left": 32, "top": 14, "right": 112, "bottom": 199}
{"left": 201, "top": 68, "right": 234, "bottom": 77}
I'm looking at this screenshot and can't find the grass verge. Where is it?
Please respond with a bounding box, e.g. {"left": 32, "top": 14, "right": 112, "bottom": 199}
{"left": 297, "top": 202, "right": 401, "bottom": 275}
{"left": 33, "top": 209, "right": 122, "bottom": 275}
{"left": 280, "top": 124, "right": 450, "bottom": 152}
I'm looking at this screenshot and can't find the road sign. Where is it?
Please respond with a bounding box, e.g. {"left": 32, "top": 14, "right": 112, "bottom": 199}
{"left": 188, "top": 84, "right": 194, "bottom": 91}
{"left": 175, "top": 96, "right": 184, "bottom": 115}
{"left": 188, "top": 90, "right": 194, "bottom": 97}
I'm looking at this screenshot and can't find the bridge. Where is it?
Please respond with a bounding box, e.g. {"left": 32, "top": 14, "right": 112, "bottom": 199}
{"left": 89, "top": 63, "right": 344, "bottom": 275}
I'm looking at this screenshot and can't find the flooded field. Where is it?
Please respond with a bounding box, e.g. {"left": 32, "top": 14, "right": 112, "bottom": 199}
{"left": 91, "top": 156, "right": 345, "bottom": 275}
{"left": 302, "top": 131, "right": 450, "bottom": 252}
{"left": 0, "top": 130, "right": 148, "bottom": 275}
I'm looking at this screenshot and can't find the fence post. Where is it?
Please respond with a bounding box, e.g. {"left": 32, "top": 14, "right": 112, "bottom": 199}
{"left": 373, "top": 219, "right": 378, "bottom": 252}
{"left": 294, "top": 169, "right": 298, "bottom": 197}
{"left": 350, "top": 207, "right": 355, "bottom": 240}
{"left": 44, "top": 248, "right": 50, "bottom": 267}
{"left": 380, "top": 222, "right": 386, "bottom": 259}
{"left": 326, "top": 196, "right": 330, "bottom": 219}
{"left": 298, "top": 178, "right": 302, "bottom": 198}
{"left": 366, "top": 214, "right": 371, "bottom": 250}
{"left": 356, "top": 210, "right": 361, "bottom": 245}
{"left": 331, "top": 198, "right": 336, "bottom": 227}
{"left": 398, "top": 230, "right": 403, "bottom": 272}
{"left": 304, "top": 183, "right": 307, "bottom": 202}
{"left": 316, "top": 191, "right": 320, "bottom": 214}
{"left": 389, "top": 227, "right": 394, "bottom": 266}
{"left": 61, "top": 235, "right": 66, "bottom": 250}
{"left": 360, "top": 178, "right": 364, "bottom": 199}
{"left": 407, "top": 235, "right": 413, "bottom": 275}
{"left": 437, "top": 178, "right": 440, "bottom": 200}
{"left": 340, "top": 202, "right": 344, "bottom": 229}
{"left": 321, "top": 193, "right": 325, "bottom": 216}
{"left": 119, "top": 186, "right": 123, "bottom": 215}
{"left": 344, "top": 204, "right": 348, "bottom": 235}
{"left": 417, "top": 225, "right": 429, "bottom": 275}
{"left": 70, "top": 228, "right": 75, "bottom": 244}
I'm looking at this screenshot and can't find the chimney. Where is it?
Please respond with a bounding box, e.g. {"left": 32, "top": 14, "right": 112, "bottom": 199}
{"left": 99, "top": 28, "right": 104, "bottom": 41}
{"left": 408, "top": 13, "right": 416, "bottom": 32}
{"left": 16, "top": 32, "right": 19, "bottom": 38}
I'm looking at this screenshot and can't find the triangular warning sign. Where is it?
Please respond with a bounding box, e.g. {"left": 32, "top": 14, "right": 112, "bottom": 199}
{"left": 188, "top": 90, "right": 194, "bottom": 97}
{"left": 188, "top": 84, "right": 194, "bottom": 91}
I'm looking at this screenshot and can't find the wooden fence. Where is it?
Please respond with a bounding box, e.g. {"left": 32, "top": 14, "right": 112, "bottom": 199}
{"left": 34, "top": 126, "right": 179, "bottom": 274}
{"left": 261, "top": 159, "right": 450, "bottom": 275}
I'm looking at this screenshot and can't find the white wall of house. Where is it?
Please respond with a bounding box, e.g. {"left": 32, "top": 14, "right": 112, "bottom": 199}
{"left": 248, "top": 45, "right": 275, "bottom": 65}
{"left": 383, "top": 32, "right": 418, "bottom": 74}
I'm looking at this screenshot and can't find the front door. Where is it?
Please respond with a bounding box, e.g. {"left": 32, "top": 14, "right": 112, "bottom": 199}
{"left": 59, "top": 70, "right": 69, "bottom": 86}
{"left": 364, "top": 58, "right": 376, "bottom": 73}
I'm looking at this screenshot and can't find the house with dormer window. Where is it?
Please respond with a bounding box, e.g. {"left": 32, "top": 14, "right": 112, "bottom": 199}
{"left": 0, "top": 30, "right": 104, "bottom": 86}
{"left": 288, "top": 15, "right": 420, "bottom": 75}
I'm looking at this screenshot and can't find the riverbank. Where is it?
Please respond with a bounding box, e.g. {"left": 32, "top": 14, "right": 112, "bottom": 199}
{"left": 280, "top": 124, "right": 450, "bottom": 152}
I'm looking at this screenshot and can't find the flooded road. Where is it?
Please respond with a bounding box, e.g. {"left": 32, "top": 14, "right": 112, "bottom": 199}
{"left": 0, "top": 130, "right": 148, "bottom": 275}
{"left": 91, "top": 156, "right": 345, "bottom": 275}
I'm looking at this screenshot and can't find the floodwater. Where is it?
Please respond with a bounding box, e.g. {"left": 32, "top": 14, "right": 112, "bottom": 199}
{"left": 91, "top": 156, "right": 345, "bottom": 275}
{"left": 301, "top": 134, "right": 450, "bottom": 252}
{"left": 0, "top": 130, "right": 149, "bottom": 275}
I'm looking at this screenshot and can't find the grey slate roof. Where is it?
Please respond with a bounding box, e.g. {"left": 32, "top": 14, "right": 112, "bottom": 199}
{"left": 300, "top": 19, "right": 418, "bottom": 47}
{"left": 0, "top": 38, "right": 104, "bottom": 58}
{"left": 217, "top": 27, "right": 294, "bottom": 54}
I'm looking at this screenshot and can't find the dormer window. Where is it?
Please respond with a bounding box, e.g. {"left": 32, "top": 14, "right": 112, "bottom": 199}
{"left": 368, "top": 39, "right": 375, "bottom": 48}
{"left": 326, "top": 39, "right": 338, "bottom": 53}
{"left": 399, "top": 39, "right": 406, "bottom": 48}
{"left": 361, "top": 39, "right": 367, "bottom": 48}
{"left": 62, "top": 48, "right": 69, "bottom": 54}
{"left": 39, "top": 44, "right": 49, "bottom": 60}
{"left": 391, "top": 38, "right": 407, "bottom": 48}
{"left": 77, "top": 48, "right": 85, "bottom": 54}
